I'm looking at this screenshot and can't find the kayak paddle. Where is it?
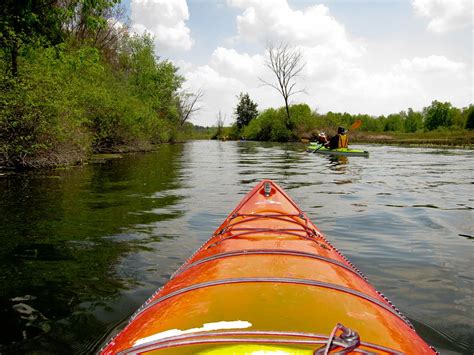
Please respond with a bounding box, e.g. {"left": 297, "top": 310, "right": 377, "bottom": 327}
{"left": 348, "top": 119, "right": 362, "bottom": 132}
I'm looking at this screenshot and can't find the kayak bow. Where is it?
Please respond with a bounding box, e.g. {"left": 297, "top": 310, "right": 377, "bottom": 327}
{"left": 101, "top": 180, "right": 435, "bottom": 354}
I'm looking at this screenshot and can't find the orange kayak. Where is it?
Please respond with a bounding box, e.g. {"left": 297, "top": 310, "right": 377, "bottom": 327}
{"left": 101, "top": 180, "right": 436, "bottom": 354}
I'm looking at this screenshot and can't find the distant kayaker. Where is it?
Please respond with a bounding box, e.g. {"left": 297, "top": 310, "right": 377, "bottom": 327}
{"left": 328, "top": 126, "right": 348, "bottom": 149}
{"left": 316, "top": 132, "right": 328, "bottom": 145}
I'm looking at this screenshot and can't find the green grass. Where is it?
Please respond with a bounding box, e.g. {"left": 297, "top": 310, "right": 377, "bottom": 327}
{"left": 350, "top": 130, "right": 474, "bottom": 148}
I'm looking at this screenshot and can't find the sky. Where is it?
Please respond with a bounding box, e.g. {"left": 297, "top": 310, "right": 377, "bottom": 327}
{"left": 124, "top": 0, "right": 473, "bottom": 127}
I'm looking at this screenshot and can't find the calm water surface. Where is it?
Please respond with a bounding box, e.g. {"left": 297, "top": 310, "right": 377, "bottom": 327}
{"left": 0, "top": 141, "right": 472, "bottom": 354}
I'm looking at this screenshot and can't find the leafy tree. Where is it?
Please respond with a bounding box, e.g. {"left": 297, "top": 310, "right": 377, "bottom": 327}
{"left": 1, "top": 0, "right": 63, "bottom": 75}
{"left": 243, "top": 108, "right": 290, "bottom": 141}
{"left": 356, "top": 114, "right": 381, "bottom": 132}
{"left": 234, "top": 92, "right": 258, "bottom": 129}
{"left": 119, "top": 34, "right": 183, "bottom": 120}
{"left": 0, "top": 0, "right": 120, "bottom": 76}
{"left": 62, "top": 0, "right": 121, "bottom": 42}
{"left": 383, "top": 113, "right": 404, "bottom": 132}
{"left": 423, "top": 100, "right": 454, "bottom": 130}
{"left": 404, "top": 108, "right": 423, "bottom": 132}
{"left": 449, "top": 107, "right": 464, "bottom": 129}
{"left": 465, "top": 105, "right": 474, "bottom": 130}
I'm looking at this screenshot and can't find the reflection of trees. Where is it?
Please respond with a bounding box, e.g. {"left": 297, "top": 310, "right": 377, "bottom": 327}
{"left": 236, "top": 142, "right": 306, "bottom": 182}
{"left": 0, "top": 145, "right": 184, "bottom": 352}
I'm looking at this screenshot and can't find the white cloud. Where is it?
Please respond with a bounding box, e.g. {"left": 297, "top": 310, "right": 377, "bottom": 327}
{"left": 182, "top": 63, "right": 248, "bottom": 126}
{"left": 210, "top": 47, "right": 264, "bottom": 80}
{"left": 184, "top": 48, "right": 470, "bottom": 125}
{"left": 396, "top": 55, "right": 466, "bottom": 73}
{"left": 177, "top": 0, "right": 471, "bottom": 125}
{"left": 131, "top": 0, "right": 193, "bottom": 51}
{"left": 228, "top": 0, "right": 364, "bottom": 57}
{"left": 412, "top": 0, "right": 473, "bottom": 33}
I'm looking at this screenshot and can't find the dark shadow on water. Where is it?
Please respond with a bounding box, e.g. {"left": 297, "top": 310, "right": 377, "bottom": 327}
{"left": 0, "top": 145, "right": 184, "bottom": 353}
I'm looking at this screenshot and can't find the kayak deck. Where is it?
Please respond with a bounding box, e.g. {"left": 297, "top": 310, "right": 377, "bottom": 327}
{"left": 101, "top": 180, "right": 435, "bottom": 354}
{"left": 307, "top": 143, "right": 369, "bottom": 157}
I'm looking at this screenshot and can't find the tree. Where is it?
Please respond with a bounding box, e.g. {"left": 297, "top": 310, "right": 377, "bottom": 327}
{"left": 404, "top": 108, "right": 423, "bottom": 132}
{"left": 0, "top": 0, "right": 120, "bottom": 76}
{"left": 260, "top": 42, "right": 305, "bottom": 129}
{"left": 234, "top": 92, "right": 258, "bottom": 129}
{"left": 465, "top": 105, "right": 474, "bottom": 130}
{"left": 212, "top": 110, "right": 225, "bottom": 139}
{"left": 120, "top": 34, "right": 183, "bottom": 120}
{"left": 177, "top": 88, "right": 204, "bottom": 126}
{"left": 423, "top": 100, "right": 454, "bottom": 130}
{"left": 383, "top": 113, "right": 404, "bottom": 132}
{"left": 1, "top": 0, "right": 63, "bottom": 76}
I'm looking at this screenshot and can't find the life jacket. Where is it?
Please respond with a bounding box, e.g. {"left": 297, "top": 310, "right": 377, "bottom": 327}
{"left": 338, "top": 134, "right": 348, "bottom": 148}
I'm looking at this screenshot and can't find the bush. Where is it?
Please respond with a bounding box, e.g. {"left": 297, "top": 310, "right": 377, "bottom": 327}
{"left": 0, "top": 47, "right": 91, "bottom": 168}
{"left": 288, "top": 104, "right": 316, "bottom": 138}
{"left": 243, "top": 108, "right": 290, "bottom": 141}
{"left": 1, "top": 37, "right": 184, "bottom": 168}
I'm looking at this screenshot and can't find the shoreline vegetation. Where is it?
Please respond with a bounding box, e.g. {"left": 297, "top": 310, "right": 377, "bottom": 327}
{"left": 1, "top": 3, "right": 472, "bottom": 170}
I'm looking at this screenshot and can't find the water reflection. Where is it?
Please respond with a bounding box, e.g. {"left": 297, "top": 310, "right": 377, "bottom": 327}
{"left": 0, "top": 144, "right": 184, "bottom": 353}
{"left": 327, "top": 155, "right": 349, "bottom": 169}
{"left": 0, "top": 141, "right": 472, "bottom": 354}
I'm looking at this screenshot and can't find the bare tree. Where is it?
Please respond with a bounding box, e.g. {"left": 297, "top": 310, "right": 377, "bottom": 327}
{"left": 177, "top": 88, "right": 204, "bottom": 126}
{"left": 260, "top": 42, "right": 305, "bottom": 128}
{"left": 214, "top": 110, "right": 226, "bottom": 139}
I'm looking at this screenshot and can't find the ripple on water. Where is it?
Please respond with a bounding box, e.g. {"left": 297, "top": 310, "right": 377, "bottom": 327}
{"left": 0, "top": 141, "right": 472, "bottom": 354}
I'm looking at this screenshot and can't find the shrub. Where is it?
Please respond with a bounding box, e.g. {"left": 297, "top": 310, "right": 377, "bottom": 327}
{"left": 243, "top": 108, "right": 290, "bottom": 141}
{"left": 0, "top": 47, "right": 91, "bottom": 168}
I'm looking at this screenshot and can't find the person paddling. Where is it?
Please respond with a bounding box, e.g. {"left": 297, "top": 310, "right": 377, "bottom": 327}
{"left": 316, "top": 132, "right": 328, "bottom": 145}
{"left": 328, "top": 126, "right": 348, "bottom": 149}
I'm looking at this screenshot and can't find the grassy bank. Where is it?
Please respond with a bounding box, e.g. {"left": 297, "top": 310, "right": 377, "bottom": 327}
{"left": 350, "top": 130, "right": 474, "bottom": 148}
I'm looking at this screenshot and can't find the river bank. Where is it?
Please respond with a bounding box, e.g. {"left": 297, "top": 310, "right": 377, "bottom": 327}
{"left": 342, "top": 130, "right": 474, "bottom": 148}
{"left": 2, "top": 130, "right": 473, "bottom": 171}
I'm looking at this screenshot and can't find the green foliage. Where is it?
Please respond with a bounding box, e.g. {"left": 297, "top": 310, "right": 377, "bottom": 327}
{"left": 0, "top": 0, "right": 120, "bottom": 76}
{"left": 382, "top": 113, "right": 404, "bottom": 132}
{"left": 449, "top": 107, "right": 464, "bottom": 129}
{"left": 404, "top": 108, "right": 424, "bottom": 133}
{"left": 240, "top": 100, "right": 472, "bottom": 143}
{"left": 234, "top": 92, "right": 258, "bottom": 129}
{"left": 243, "top": 108, "right": 290, "bottom": 141}
{"left": 1, "top": 37, "right": 184, "bottom": 168}
{"left": 288, "top": 103, "right": 316, "bottom": 138}
{"left": 119, "top": 34, "right": 183, "bottom": 121}
{"left": 423, "top": 100, "right": 455, "bottom": 130}
{"left": 0, "top": 48, "right": 91, "bottom": 168}
{"left": 227, "top": 123, "right": 242, "bottom": 140}
{"left": 465, "top": 105, "right": 474, "bottom": 130}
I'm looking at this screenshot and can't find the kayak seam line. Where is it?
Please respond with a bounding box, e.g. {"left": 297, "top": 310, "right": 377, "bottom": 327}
{"left": 120, "top": 331, "right": 402, "bottom": 354}
{"left": 132, "top": 277, "right": 409, "bottom": 325}
{"left": 206, "top": 229, "right": 318, "bottom": 248}
{"left": 169, "top": 249, "right": 366, "bottom": 281}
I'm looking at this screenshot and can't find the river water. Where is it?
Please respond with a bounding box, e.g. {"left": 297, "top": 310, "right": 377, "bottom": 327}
{"left": 0, "top": 141, "right": 472, "bottom": 354}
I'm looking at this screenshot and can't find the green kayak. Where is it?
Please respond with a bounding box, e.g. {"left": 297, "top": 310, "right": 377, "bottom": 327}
{"left": 307, "top": 143, "right": 369, "bottom": 157}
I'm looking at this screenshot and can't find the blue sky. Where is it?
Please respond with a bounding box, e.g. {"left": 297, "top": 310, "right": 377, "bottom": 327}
{"left": 123, "top": 0, "right": 472, "bottom": 126}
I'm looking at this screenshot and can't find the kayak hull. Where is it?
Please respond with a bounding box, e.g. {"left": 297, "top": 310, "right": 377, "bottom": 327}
{"left": 101, "top": 180, "right": 434, "bottom": 354}
{"left": 307, "top": 143, "right": 369, "bottom": 157}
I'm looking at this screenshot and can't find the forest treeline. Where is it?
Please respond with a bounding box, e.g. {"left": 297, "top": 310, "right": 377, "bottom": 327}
{"left": 1, "top": 0, "right": 196, "bottom": 169}
{"left": 222, "top": 94, "right": 474, "bottom": 143}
